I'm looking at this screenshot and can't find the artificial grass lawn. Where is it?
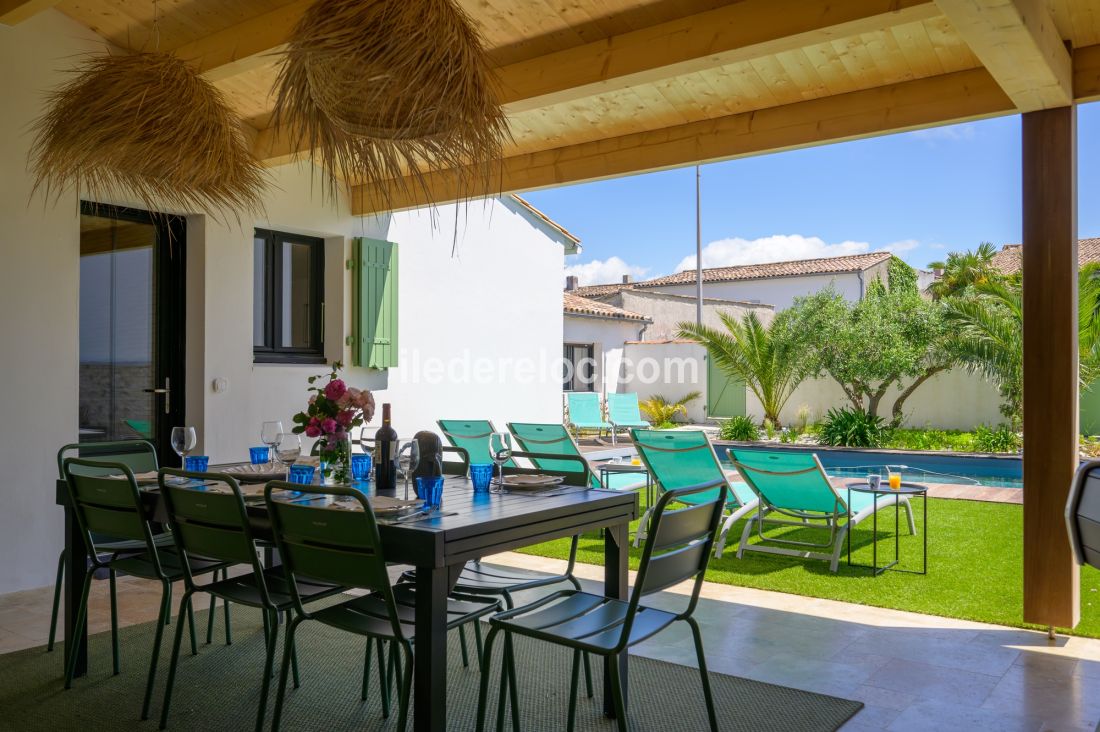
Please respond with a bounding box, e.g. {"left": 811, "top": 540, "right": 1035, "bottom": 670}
{"left": 518, "top": 497, "right": 1100, "bottom": 638}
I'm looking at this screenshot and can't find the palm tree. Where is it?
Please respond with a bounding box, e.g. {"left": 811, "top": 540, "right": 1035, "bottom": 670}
{"left": 638, "top": 391, "right": 702, "bottom": 427}
{"left": 944, "top": 262, "right": 1100, "bottom": 428}
{"left": 678, "top": 311, "right": 806, "bottom": 428}
{"left": 928, "top": 241, "right": 1000, "bottom": 299}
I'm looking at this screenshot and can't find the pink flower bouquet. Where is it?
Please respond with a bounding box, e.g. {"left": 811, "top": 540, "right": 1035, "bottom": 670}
{"left": 292, "top": 362, "right": 375, "bottom": 482}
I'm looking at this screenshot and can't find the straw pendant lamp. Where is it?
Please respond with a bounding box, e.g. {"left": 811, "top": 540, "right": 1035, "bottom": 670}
{"left": 271, "top": 0, "right": 509, "bottom": 209}
{"left": 29, "top": 50, "right": 266, "bottom": 216}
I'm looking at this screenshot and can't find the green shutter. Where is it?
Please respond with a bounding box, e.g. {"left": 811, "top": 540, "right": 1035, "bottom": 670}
{"left": 352, "top": 237, "right": 399, "bottom": 369}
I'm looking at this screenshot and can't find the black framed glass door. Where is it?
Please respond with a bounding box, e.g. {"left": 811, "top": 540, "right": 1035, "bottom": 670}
{"left": 78, "top": 202, "right": 186, "bottom": 465}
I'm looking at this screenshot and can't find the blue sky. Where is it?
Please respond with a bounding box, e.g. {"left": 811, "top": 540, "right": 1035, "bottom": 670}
{"left": 525, "top": 102, "right": 1100, "bottom": 286}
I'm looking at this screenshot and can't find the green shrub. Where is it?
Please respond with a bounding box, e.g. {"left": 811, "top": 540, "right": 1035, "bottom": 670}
{"left": 974, "top": 424, "right": 1020, "bottom": 453}
{"left": 884, "top": 428, "right": 978, "bottom": 452}
{"left": 763, "top": 418, "right": 776, "bottom": 439}
{"left": 819, "top": 407, "right": 887, "bottom": 448}
{"left": 720, "top": 415, "right": 760, "bottom": 441}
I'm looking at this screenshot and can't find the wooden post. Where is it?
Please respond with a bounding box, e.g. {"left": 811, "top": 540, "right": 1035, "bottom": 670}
{"left": 1022, "top": 104, "right": 1080, "bottom": 630}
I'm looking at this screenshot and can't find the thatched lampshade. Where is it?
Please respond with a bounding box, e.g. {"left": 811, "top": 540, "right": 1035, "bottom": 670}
{"left": 30, "top": 52, "right": 266, "bottom": 215}
{"left": 271, "top": 0, "right": 508, "bottom": 207}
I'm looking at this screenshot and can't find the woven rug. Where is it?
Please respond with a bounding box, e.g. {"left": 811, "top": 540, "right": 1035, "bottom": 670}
{"left": 0, "top": 604, "right": 862, "bottom": 731}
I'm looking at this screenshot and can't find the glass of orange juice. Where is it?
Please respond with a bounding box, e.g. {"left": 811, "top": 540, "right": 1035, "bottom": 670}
{"left": 888, "top": 470, "right": 902, "bottom": 490}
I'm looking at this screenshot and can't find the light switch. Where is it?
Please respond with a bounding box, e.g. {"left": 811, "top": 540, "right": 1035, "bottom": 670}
{"left": 212, "top": 377, "right": 229, "bottom": 393}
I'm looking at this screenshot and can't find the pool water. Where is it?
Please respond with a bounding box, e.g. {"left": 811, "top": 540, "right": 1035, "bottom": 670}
{"left": 717, "top": 443, "right": 1023, "bottom": 490}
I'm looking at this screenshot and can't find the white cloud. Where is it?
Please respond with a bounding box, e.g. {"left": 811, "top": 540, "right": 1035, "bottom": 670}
{"left": 675, "top": 234, "right": 872, "bottom": 272}
{"left": 880, "top": 239, "right": 920, "bottom": 254}
{"left": 908, "top": 123, "right": 978, "bottom": 144}
{"left": 565, "top": 256, "right": 649, "bottom": 286}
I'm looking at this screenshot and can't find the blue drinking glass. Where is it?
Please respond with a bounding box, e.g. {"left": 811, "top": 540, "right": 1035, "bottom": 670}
{"left": 184, "top": 455, "right": 209, "bottom": 472}
{"left": 288, "top": 464, "right": 315, "bottom": 485}
{"left": 417, "top": 476, "right": 445, "bottom": 510}
{"left": 470, "top": 463, "right": 493, "bottom": 494}
{"left": 249, "top": 446, "right": 270, "bottom": 465}
{"left": 351, "top": 453, "right": 372, "bottom": 482}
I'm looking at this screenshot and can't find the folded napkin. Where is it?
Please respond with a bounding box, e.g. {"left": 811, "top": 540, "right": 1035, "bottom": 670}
{"left": 295, "top": 456, "right": 321, "bottom": 467}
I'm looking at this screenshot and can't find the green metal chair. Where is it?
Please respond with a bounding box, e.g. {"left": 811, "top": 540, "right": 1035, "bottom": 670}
{"left": 156, "top": 469, "right": 345, "bottom": 732}
{"left": 508, "top": 422, "right": 647, "bottom": 492}
{"left": 60, "top": 458, "right": 230, "bottom": 720}
{"left": 476, "top": 478, "right": 728, "bottom": 732}
{"left": 565, "top": 392, "right": 612, "bottom": 440}
{"left": 398, "top": 451, "right": 597, "bottom": 679}
{"left": 729, "top": 449, "right": 917, "bottom": 572}
{"left": 49, "top": 440, "right": 173, "bottom": 652}
{"left": 630, "top": 429, "right": 759, "bottom": 556}
{"left": 438, "top": 419, "right": 517, "bottom": 468}
{"left": 606, "top": 393, "right": 650, "bottom": 445}
{"left": 264, "top": 482, "right": 500, "bottom": 732}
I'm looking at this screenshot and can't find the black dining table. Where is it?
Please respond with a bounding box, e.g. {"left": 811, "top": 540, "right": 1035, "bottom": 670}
{"left": 56, "top": 472, "right": 638, "bottom": 732}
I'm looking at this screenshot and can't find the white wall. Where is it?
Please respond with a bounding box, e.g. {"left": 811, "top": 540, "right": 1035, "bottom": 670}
{"left": 0, "top": 12, "right": 567, "bottom": 593}
{"left": 0, "top": 12, "right": 109, "bottom": 595}
{"left": 563, "top": 315, "right": 644, "bottom": 395}
{"left": 195, "top": 177, "right": 567, "bottom": 463}
{"left": 622, "top": 341, "right": 708, "bottom": 423}
{"left": 614, "top": 289, "right": 774, "bottom": 340}
{"left": 646, "top": 271, "right": 865, "bottom": 309}
{"left": 745, "top": 369, "right": 1006, "bottom": 430}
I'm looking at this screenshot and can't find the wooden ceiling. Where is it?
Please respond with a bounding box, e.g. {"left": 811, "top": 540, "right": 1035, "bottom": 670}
{"left": 7, "top": 0, "right": 1100, "bottom": 213}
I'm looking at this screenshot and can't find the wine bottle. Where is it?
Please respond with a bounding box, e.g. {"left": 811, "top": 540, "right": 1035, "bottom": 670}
{"left": 374, "top": 403, "right": 397, "bottom": 493}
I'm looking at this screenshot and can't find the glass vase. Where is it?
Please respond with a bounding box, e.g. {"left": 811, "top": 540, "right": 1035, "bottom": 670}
{"left": 317, "top": 434, "right": 351, "bottom": 485}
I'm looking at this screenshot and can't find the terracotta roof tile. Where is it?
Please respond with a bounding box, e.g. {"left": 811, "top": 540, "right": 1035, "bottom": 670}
{"left": 991, "top": 239, "right": 1100, "bottom": 274}
{"left": 636, "top": 252, "right": 892, "bottom": 288}
{"left": 571, "top": 282, "right": 636, "bottom": 298}
{"left": 563, "top": 293, "right": 649, "bottom": 322}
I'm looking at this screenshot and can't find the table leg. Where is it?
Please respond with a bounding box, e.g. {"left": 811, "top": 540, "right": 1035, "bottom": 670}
{"left": 603, "top": 521, "right": 629, "bottom": 718}
{"left": 64, "top": 503, "right": 88, "bottom": 678}
{"left": 414, "top": 564, "right": 448, "bottom": 732}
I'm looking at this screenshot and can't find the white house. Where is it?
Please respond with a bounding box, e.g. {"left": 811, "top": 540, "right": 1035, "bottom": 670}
{"left": 562, "top": 293, "right": 650, "bottom": 396}
{"left": 571, "top": 251, "right": 1004, "bottom": 428}
{"left": 574, "top": 251, "right": 894, "bottom": 309}
{"left": 0, "top": 12, "right": 577, "bottom": 596}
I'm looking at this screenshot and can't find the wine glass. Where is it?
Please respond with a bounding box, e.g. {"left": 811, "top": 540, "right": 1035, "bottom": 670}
{"left": 274, "top": 433, "right": 302, "bottom": 476}
{"left": 171, "top": 426, "right": 197, "bottom": 466}
{"left": 395, "top": 440, "right": 420, "bottom": 500}
{"left": 489, "top": 432, "right": 512, "bottom": 491}
{"left": 260, "top": 421, "right": 284, "bottom": 464}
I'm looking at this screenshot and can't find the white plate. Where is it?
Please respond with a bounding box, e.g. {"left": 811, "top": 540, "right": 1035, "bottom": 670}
{"left": 501, "top": 474, "right": 565, "bottom": 490}
{"left": 222, "top": 463, "right": 287, "bottom": 482}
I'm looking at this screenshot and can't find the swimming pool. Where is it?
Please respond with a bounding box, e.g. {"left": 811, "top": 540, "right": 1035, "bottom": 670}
{"left": 715, "top": 442, "right": 1024, "bottom": 489}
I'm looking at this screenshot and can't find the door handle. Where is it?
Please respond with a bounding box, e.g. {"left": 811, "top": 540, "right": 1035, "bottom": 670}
{"left": 143, "top": 377, "right": 170, "bottom": 414}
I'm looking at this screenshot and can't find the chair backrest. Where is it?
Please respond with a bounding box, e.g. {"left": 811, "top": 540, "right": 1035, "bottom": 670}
{"left": 617, "top": 479, "right": 727, "bottom": 650}
{"left": 437, "top": 419, "right": 516, "bottom": 467}
{"left": 631, "top": 429, "right": 729, "bottom": 497}
{"left": 441, "top": 445, "right": 470, "bottom": 476}
{"left": 57, "top": 440, "right": 158, "bottom": 479}
{"left": 62, "top": 457, "right": 162, "bottom": 574}
{"left": 264, "top": 482, "right": 404, "bottom": 637}
{"left": 507, "top": 422, "right": 598, "bottom": 486}
{"left": 159, "top": 469, "right": 267, "bottom": 598}
{"left": 728, "top": 449, "right": 844, "bottom": 515}
{"left": 566, "top": 392, "right": 604, "bottom": 425}
{"left": 607, "top": 392, "right": 645, "bottom": 425}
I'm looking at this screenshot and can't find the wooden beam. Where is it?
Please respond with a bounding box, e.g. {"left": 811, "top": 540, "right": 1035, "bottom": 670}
{"left": 0, "top": 0, "right": 60, "bottom": 25}
{"left": 1072, "top": 43, "right": 1100, "bottom": 103}
{"left": 246, "top": 0, "right": 939, "bottom": 161}
{"left": 1022, "top": 105, "right": 1080, "bottom": 630}
{"left": 350, "top": 67, "right": 1013, "bottom": 215}
{"left": 934, "top": 0, "right": 1071, "bottom": 111}
{"left": 495, "top": 0, "right": 939, "bottom": 113}
{"left": 169, "top": 0, "right": 312, "bottom": 81}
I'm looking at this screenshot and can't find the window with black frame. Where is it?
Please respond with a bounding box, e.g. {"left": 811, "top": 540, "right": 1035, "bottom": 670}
{"left": 562, "top": 343, "right": 596, "bottom": 392}
{"left": 253, "top": 229, "right": 325, "bottom": 363}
